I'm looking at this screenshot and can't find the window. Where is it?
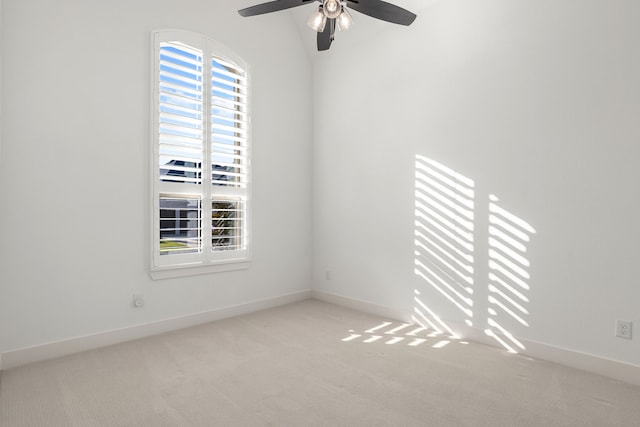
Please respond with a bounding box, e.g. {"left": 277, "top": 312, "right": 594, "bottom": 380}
{"left": 151, "top": 30, "right": 251, "bottom": 278}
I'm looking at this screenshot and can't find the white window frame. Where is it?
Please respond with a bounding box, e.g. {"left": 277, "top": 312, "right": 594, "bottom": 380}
{"left": 150, "top": 30, "right": 252, "bottom": 280}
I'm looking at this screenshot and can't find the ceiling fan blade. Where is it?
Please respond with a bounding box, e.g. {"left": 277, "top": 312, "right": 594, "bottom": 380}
{"left": 346, "top": 0, "right": 417, "bottom": 26}
{"left": 238, "top": 0, "right": 314, "bottom": 17}
{"left": 317, "top": 18, "right": 335, "bottom": 51}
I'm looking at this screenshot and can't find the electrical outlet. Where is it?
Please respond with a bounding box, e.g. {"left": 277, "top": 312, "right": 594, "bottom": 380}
{"left": 616, "top": 320, "right": 632, "bottom": 339}
{"left": 133, "top": 293, "right": 144, "bottom": 308}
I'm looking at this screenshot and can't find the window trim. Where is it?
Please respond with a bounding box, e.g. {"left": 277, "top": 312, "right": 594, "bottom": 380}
{"left": 149, "top": 30, "right": 252, "bottom": 280}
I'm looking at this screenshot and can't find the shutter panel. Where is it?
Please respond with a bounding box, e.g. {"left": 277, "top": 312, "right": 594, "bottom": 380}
{"left": 211, "top": 199, "right": 246, "bottom": 251}
{"left": 160, "top": 197, "right": 202, "bottom": 255}
{"left": 210, "top": 56, "right": 249, "bottom": 188}
{"left": 159, "top": 43, "right": 204, "bottom": 187}
{"left": 209, "top": 54, "right": 249, "bottom": 256}
{"left": 158, "top": 42, "right": 204, "bottom": 260}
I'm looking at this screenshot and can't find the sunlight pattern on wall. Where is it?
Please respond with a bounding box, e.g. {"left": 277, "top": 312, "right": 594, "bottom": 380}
{"left": 485, "top": 195, "right": 536, "bottom": 353}
{"left": 414, "top": 155, "right": 475, "bottom": 331}
{"left": 413, "top": 156, "right": 536, "bottom": 354}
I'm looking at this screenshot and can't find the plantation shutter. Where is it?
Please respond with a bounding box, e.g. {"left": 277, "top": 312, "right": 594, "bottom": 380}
{"left": 209, "top": 55, "right": 249, "bottom": 253}
{"left": 152, "top": 31, "right": 251, "bottom": 272}
{"left": 157, "top": 41, "right": 205, "bottom": 263}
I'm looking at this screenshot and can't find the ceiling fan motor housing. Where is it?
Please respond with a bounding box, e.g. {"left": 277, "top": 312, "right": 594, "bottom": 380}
{"left": 323, "top": 0, "right": 343, "bottom": 18}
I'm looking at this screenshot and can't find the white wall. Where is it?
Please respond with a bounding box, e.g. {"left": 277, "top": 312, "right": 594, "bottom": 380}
{"left": 0, "top": 0, "right": 313, "bottom": 356}
{"left": 313, "top": 0, "right": 640, "bottom": 366}
{"left": 2, "top": 0, "right": 639, "bottom": 375}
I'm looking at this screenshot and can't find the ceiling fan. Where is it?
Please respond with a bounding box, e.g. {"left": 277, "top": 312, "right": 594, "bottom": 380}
{"left": 238, "top": 0, "right": 417, "bottom": 51}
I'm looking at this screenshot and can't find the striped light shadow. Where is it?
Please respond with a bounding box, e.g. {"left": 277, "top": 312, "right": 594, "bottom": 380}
{"left": 486, "top": 194, "right": 535, "bottom": 353}
{"left": 385, "top": 323, "right": 412, "bottom": 335}
{"left": 413, "top": 291, "right": 460, "bottom": 339}
{"left": 406, "top": 326, "right": 427, "bottom": 336}
{"left": 432, "top": 340, "right": 450, "bottom": 349}
{"left": 414, "top": 155, "right": 475, "bottom": 329}
{"left": 339, "top": 321, "right": 433, "bottom": 348}
{"left": 340, "top": 319, "right": 468, "bottom": 350}
{"left": 365, "top": 322, "right": 393, "bottom": 334}
{"left": 341, "top": 333, "right": 362, "bottom": 342}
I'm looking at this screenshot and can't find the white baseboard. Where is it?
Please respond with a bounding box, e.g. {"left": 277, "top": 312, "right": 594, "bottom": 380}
{"left": 4, "top": 289, "right": 638, "bottom": 387}
{"left": 311, "top": 290, "right": 411, "bottom": 322}
{"left": 311, "top": 290, "right": 640, "bottom": 386}
{"left": 0, "top": 290, "right": 311, "bottom": 371}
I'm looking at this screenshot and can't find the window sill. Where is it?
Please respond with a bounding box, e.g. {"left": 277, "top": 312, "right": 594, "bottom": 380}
{"left": 150, "top": 260, "right": 250, "bottom": 280}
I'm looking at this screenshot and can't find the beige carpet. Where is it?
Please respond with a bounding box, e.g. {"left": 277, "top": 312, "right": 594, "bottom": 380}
{"left": 1, "top": 299, "right": 640, "bottom": 426}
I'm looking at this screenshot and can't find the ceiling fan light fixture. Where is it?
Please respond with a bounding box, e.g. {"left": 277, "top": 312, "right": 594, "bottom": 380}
{"left": 336, "top": 8, "right": 353, "bottom": 31}
{"left": 307, "top": 7, "right": 327, "bottom": 32}
{"left": 323, "top": 0, "right": 342, "bottom": 19}
{"left": 239, "top": 0, "right": 417, "bottom": 51}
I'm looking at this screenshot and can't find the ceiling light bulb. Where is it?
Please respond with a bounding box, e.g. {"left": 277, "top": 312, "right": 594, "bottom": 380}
{"left": 307, "top": 7, "right": 327, "bottom": 32}
{"left": 336, "top": 8, "right": 353, "bottom": 31}
{"left": 323, "top": 0, "right": 342, "bottom": 19}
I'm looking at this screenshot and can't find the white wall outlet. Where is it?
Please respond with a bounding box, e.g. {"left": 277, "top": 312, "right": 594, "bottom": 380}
{"left": 133, "top": 293, "right": 144, "bottom": 308}
{"left": 325, "top": 270, "right": 331, "bottom": 281}
{"left": 615, "top": 320, "right": 632, "bottom": 339}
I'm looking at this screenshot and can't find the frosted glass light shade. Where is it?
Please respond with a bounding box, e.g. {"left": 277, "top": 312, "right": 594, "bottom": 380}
{"left": 337, "top": 8, "right": 353, "bottom": 31}
{"left": 308, "top": 8, "right": 327, "bottom": 32}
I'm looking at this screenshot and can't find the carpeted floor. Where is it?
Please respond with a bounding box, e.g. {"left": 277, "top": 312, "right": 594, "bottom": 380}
{"left": 2, "top": 299, "right": 640, "bottom": 426}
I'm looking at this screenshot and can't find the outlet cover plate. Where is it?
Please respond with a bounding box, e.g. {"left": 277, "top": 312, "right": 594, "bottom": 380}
{"left": 133, "top": 293, "right": 144, "bottom": 308}
{"left": 616, "top": 320, "right": 632, "bottom": 339}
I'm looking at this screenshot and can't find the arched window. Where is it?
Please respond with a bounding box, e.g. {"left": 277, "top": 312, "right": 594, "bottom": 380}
{"left": 151, "top": 30, "right": 251, "bottom": 278}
